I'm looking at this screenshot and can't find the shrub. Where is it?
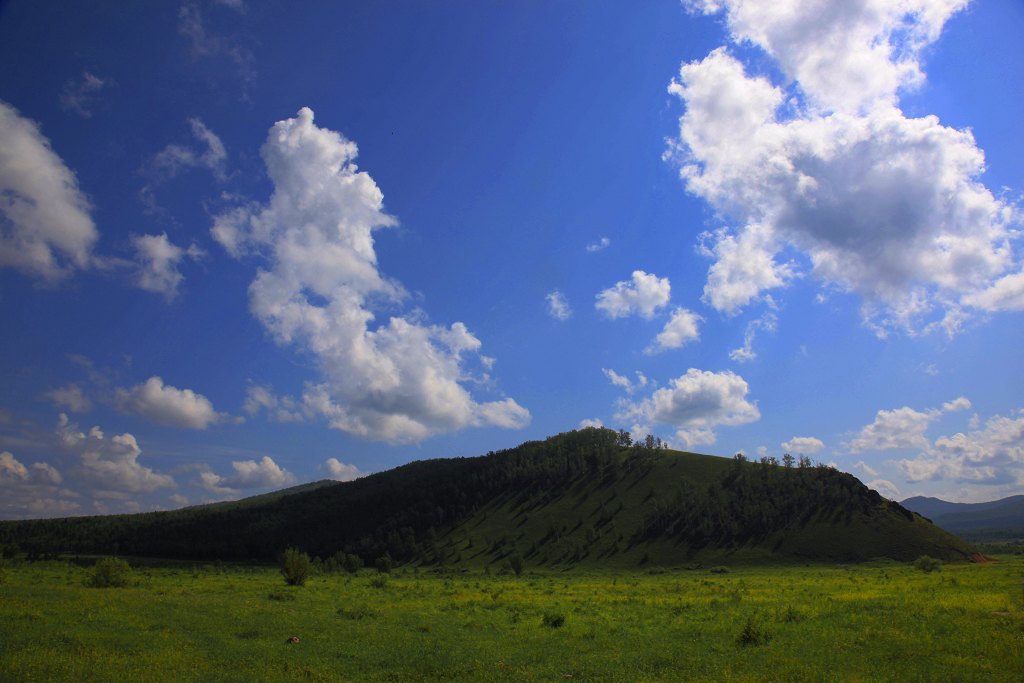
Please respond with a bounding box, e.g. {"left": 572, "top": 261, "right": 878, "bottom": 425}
{"left": 913, "top": 555, "right": 942, "bottom": 573}
{"left": 374, "top": 554, "right": 393, "bottom": 574}
{"left": 710, "top": 566, "right": 730, "bottom": 574}
{"left": 341, "top": 553, "right": 364, "bottom": 574}
{"left": 88, "top": 556, "right": 132, "bottom": 588}
{"left": 508, "top": 553, "right": 524, "bottom": 577}
{"left": 369, "top": 575, "right": 389, "bottom": 589}
{"left": 735, "top": 615, "right": 772, "bottom": 647}
{"left": 280, "top": 547, "right": 311, "bottom": 586}
{"left": 542, "top": 612, "right": 566, "bottom": 628}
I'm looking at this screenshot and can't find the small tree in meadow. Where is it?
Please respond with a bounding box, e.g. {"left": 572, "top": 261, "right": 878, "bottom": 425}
{"left": 913, "top": 555, "right": 942, "bottom": 573}
{"left": 508, "top": 553, "right": 524, "bottom": 576}
{"left": 341, "top": 553, "right": 364, "bottom": 574}
{"left": 88, "top": 556, "right": 132, "bottom": 588}
{"left": 374, "top": 553, "right": 394, "bottom": 574}
{"left": 280, "top": 547, "right": 311, "bottom": 586}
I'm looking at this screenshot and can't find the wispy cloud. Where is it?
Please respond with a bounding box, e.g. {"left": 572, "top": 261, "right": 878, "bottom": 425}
{"left": 0, "top": 101, "right": 99, "bottom": 282}
{"left": 545, "top": 290, "right": 572, "bottom": 320}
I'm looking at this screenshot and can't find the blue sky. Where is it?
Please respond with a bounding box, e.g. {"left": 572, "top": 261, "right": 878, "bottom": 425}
{"left": 1, "top": 0, "right": 1022, "bottom": 518}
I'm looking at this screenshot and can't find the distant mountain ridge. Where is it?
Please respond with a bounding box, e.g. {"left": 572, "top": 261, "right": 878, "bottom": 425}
{"left": 0, "top": 428, "right": 976, "bottom": 566}
{"left": 901, "top": 495, "right": 1024, "bottom": 537}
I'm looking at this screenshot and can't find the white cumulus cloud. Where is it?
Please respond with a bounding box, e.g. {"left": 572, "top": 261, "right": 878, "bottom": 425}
{"left": 781, "top": 436, "right": 825, "bottom": 455}
{"left": 131, "top": 232, "right": 203, "bottom": 301}
{"left": 595, "top": 270, "right": 671, "bottom": 320}
{"left": 57, "top": 414, "right": 175, "bottom": 494}
{"left": 685, "top": 0, "right": 969, "bottom": 115}
{"left": 211, "top": 107, "right": 528, "bottom": 444}
{"left": 897, "top": 408, "right": 1024, "bottom": 484}
{"left": 0, "top": 100, "right": 99, "bottom": 282}
{"left": 649, "top": 308, "right": 702, "bottom": 354}
{"left": 0, "top": 450, "right": 73, "bottom": 519}
{"left": 199, "top": 455, "right": 295, "bottom": 495}
{"left": 615, "top": 368, "right": 759, "bottom": 447}
{"left": 115, "top": 376, "right": 227, "bottom": 429}
{"left": 851, "top": 397, "right": 974, "bottom": 453}
{"left": 669, "top": 3, "right": 1019, "bottom": 335}
{"left": 323, "top": 458, "right": 364, "bottom": 482}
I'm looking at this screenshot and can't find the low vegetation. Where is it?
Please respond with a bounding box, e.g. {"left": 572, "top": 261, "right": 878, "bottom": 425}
{"left": 279, "top": 547, "right": 311, "bottom": 586}
{"left": 1, "top": 556, "right": 1021, "bottom": 681}
{"left": 86, "top": 556, "right": 132, "bottom": 588}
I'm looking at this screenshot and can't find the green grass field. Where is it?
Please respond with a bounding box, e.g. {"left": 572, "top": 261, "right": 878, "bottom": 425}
{"left": 2, "top": 557, "right": 1022, "bottom": 682}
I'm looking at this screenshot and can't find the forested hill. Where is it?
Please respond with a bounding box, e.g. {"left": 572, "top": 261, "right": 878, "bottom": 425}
{"left": 0, "top": 428, "right": 975, "bottom": 566}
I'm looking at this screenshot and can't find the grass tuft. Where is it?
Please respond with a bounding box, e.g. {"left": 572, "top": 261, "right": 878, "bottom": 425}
{"left": 735, "top": 614, "right": 772, "bottom": 647}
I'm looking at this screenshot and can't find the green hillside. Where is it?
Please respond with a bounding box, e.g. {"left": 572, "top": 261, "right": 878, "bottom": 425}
{"left": 0, "top": 428, "right": 975, "bottom": 566}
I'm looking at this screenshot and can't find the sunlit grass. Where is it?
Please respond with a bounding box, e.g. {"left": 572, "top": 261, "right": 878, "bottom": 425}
{"left": 1, "top": 557, "right": 1021, "bottom": 681}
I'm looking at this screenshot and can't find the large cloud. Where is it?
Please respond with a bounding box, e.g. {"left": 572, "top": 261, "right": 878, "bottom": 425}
{"left": 0, "top": 100, "right": 99, "bottom": 281}
{"left": 57, "top": 414, "right": 175, "bottom": 494}
{"left": 685, "top": 0, "right": 969, "bottom": 115}
{"left": 781, "top": 436, "right": 825, "bottom": 455}
{"left": 850, "top": 397, "right": 970, "bottom": 453}
{"left": 199, "top": 455, "right": 295, "bottom": 496}
{"left": 212, "top": 108, "right": 528, "bottom": 443}
{"left": 115, "top": 376, "right": 227, "bottom": 429}
{"left": 0, "top": 450, "right": 77, "bottom": 519}
{"left": 897, "top": 409, "right": 1024, "bottom": 484}
{"left": 670, "top": 2, "right": 1018, "bottom": 335}
{"left": 615, "top": 368, "right": 759, "bottom": 448}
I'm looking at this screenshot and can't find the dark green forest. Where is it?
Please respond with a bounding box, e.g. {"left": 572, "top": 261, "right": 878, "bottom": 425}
{"left": 0, "top": 428, "right": 975, "bottom": 567}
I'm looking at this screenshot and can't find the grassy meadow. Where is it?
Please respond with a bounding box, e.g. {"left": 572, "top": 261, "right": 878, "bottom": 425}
{"left": 1, "top": 557, "right": 1022, "bottom": 682}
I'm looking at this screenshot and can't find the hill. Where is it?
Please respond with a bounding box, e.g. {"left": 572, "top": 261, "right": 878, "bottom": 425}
{"left": 902, "top": 495, "right": 1024, "bottom": 539}
{"left": 0, "top": 428, "right": 976, "bottom": 566}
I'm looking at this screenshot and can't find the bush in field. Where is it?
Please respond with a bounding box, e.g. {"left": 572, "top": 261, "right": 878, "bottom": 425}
{"left": 507, "top": 553, "right": 524, "bottom": 576}
{"left": 280, "top": 547, "right": 311, "bottom": 586}
{"left": 735, "top": 615, "right": 772, "bottom": 646}
{"left": 913, "top": 555, "right": 942, "bottom": 573}
{"left": 374, "top": 554, "right": 393, "bottom": 574}
{"left": 88, "top": 556, "right": 132, "bottom": 588}
{"left": 342, "top": 553, "right": 364, "bottom": 574}
{"left": 542, "top": 612, "right": 565, "bottom": 628}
